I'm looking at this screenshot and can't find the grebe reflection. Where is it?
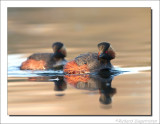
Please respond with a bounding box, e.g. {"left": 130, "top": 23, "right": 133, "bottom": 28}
{"left": 28, "top": 73, "right": 116, "bottom": 104}
{"left": 64, "top": 74, "right": 116, "bottom": 105}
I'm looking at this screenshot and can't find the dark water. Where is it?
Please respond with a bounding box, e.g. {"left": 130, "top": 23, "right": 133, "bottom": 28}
{"left": 8, "top": 8, "right": 151, "bottom": 115}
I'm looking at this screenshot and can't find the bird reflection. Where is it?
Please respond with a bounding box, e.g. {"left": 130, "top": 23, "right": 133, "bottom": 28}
{"left": 28, "top": 76, "right": 67, "bottom": 96}
{"left": 28, "top": 72, "right": 117, "bottom": 104}
{"left": 53, "top": 76, "right": 67, "bottom": 91}
{"left": 64, "top": 74, "right": 116, "bottom": 105}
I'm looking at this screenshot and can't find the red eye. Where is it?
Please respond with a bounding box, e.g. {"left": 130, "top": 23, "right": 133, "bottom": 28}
{"left": 105, "top": 51, "right": 108, "bottom": 54}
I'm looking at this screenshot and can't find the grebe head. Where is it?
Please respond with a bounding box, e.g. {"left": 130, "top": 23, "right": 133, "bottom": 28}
{"left": 52, "top": 42, "right": 67, "bottom": 58}
{"left": 98, "top": 42, "right": 115, "bottom": 60}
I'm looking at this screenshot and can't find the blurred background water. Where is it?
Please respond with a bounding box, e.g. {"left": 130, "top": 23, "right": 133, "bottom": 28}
{"left": 8, "top": 8, "right": 151, "bottom": 115}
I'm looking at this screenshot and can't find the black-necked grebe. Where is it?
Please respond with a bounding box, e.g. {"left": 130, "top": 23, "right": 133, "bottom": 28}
{"left": 63, "top": 42, "right": 115, "bottom": 74}
{"left": 20, "top": 42, "right": 67, "bottom": 70}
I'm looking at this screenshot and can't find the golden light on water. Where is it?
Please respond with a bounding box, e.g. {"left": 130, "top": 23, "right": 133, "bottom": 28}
{"left": 8, "top": 8, "right": 151, "bottom": 115}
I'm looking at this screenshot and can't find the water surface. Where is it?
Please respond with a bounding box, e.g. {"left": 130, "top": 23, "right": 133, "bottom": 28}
{"left": 8, "top": 8, "right": 151, "bottom": 115}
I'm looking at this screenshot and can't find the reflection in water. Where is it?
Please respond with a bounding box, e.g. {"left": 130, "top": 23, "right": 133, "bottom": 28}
{"left": 53, "top": 76, "right": 67, "bottom": 91}
{"left": 28, "top": 72, "right": 117, "bottom": 105}
{"left": 53, "top": 76, "right": 67, "bottom": 96}
{"left": 65, "top": 74, "right": 116, "bottom": 105}
{"left": 28, "top": 76, "right": 67, "bottom": 96}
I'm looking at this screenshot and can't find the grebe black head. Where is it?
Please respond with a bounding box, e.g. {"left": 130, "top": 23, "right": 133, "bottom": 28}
{"left": 52, "top": 42, "right": 67, "bottom": 58}
{"left": 98, "top": 42, "right": 115, "bottom": 60}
